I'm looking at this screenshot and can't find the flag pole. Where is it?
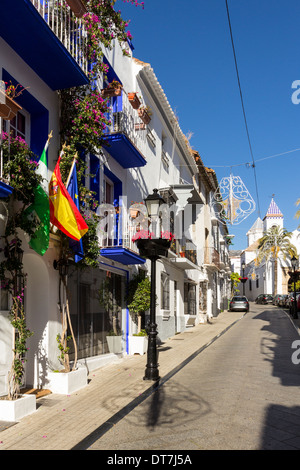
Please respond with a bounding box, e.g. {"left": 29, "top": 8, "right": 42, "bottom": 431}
{"left": 65, "top": 152, "right": 78, "bottom": 188}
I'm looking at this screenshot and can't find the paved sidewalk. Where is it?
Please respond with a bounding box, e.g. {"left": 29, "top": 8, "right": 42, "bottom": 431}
{"left": 0, "top": 310, "right": 260, "bottom": 450}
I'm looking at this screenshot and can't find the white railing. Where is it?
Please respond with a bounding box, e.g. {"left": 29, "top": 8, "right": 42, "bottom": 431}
{"left": 105, "top": 92, "right": 147, "bottom": 155}
{"left": 97, "top": 205, "right": 143, "bottom": 255}
{"left": 30, "top": 0, "right": 88, "bottom": 75}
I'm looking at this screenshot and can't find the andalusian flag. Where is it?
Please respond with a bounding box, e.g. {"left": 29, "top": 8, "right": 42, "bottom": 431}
{"left": 25, "top": 133, "right": 51, "bottom": 255}
{"left": 49, "top": 152, "right": 88, "bottom": 241}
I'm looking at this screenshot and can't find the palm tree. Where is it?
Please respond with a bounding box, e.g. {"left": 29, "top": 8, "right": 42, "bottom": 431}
{"left": 256, "top": 225, "right": 297, "bottom": 295}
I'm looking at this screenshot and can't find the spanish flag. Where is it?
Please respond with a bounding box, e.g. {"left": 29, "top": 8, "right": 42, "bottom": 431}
{"left": 49, "top": 153, "right": 88, "bottom": 241}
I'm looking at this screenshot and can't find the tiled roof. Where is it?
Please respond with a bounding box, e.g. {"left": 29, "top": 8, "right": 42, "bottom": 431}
{"left": 264, "top": 198, "right": 283, "bottom": 218}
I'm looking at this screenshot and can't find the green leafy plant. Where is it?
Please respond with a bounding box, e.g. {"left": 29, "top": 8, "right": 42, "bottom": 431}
{"left": 133, "top": 329, "right": 147, "bottom": 337}
{"left": 0, "top": 133, "right": 42, "bottom": 400}
{"left": 127, "top": 274, "right": 151, "bottom": 333}
{"left": 230, "top": 272, "right": 240, "bottom": 296}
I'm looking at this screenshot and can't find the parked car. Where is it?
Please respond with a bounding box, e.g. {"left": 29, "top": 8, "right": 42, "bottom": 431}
{"left": 229, "top": 296, "right": 249, "bottom": 312}
{"left": 297, "top": 295, "right": 300, "bottom": 313}
{"left": 278, "top": 294, "right": 288, "bottom": 308}
{"left": 286, "top": 292, "right": 300, "bottom": 310}
{"left": 255, "top": 294, "right": 273, "bottom": 304}
{"left": 273, "top": 294, "right": 282, "bottom": 305}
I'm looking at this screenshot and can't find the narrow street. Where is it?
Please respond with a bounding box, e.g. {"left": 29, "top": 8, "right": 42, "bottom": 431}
{"left": 85, "top": 303, "right": 300, "bottom": 450}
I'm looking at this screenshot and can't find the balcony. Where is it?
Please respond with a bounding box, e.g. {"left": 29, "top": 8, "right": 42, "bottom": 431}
{"left": 170, "top": 240, "right": 199, "bottom": 270}
{"left": 204, "top": 247, "right": 220, "bottom": 271}
{"left": 102, "top": 92, "right": 147, "bottom": 169}
{"left": 98, "top": 208, "right": 146, "bottom": 266}
{"left": 0, "top": 0, "right": 89, "bottom": 90}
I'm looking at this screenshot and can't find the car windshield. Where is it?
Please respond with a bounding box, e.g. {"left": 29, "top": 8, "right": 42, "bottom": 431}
{"left": 232, "top": 297, "right": 247, "bottom": 301}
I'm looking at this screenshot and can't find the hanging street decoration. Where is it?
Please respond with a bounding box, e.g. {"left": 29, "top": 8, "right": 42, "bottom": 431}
{"left": 211, "top": 174, "right": 256, "bottom": 225}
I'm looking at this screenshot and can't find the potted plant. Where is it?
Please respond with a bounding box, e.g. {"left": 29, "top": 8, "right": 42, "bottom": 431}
{"left": 127, "top": 274, "right": 151, "bottom": 355}
{"left": 98, "top": 277, "right": 123, "bottom": 354}
{"left": 128, "top": 92, "right": 141, "bottom": 110}
{"left": 0, "top": 81, "right": 25, "bottom": 121}
{"left": 106, "top": 330, "right": 123, "bottom": 354}
{"left": 129, "top": 329, "right": 148, "bottom": 355}
{"left": 65, "top": 0, "right": 87, "bottom": 17}
{"left": 138, "top": 105, "right": 152, "bottom": 124}
{"left": 101, "top": 80, "right": 123, "bottom": 98}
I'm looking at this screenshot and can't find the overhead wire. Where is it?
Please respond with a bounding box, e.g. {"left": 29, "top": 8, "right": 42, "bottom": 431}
{"left": 225, "top": 0, "right": 261, "bottom": 217}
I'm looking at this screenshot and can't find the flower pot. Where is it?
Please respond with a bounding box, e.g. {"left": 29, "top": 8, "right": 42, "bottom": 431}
{"left": 0, "top": 394, "right": 36, "bottom": 422}
{"left": 128, "top": 92, "right": 141, "bottom": 110}
{"left": 106, "top": 335, "right": 122, "bottom": 354}
{"left": 128, "top": 336, "right": 148, "bottom": 355}
{"left": 129, "top": 208, "right": 139, "bottom": 219}
{"left": 101, "top": 87, "right": 122, "bottom": 98}
{"left": 65, "top": 0, "right": 87, "bottom": 17}
{"left": 0, "top": 91, "right": 22, "bottom": 121}
{"left": 47, "top": 367, "right": 88, "bottom": 395}
{"left": 138, "top": 108, "right": 151, "bottom": 124}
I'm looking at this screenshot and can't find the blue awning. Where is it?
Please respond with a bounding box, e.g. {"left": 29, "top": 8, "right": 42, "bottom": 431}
{"left": 0, "top": 0, "right": 89, "bottom": 90}
{"left": 100, "top": 247, "right": 146, "bottom": 265}
{"left": 103, "top": 133, "right": 146, "bottom": 168}
{"left": 0, "top": 181, "right": 13, "bottom": 198}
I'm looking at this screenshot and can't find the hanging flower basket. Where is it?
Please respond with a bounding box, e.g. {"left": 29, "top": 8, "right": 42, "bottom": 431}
{"left": 136, "top": 238, "right": 171, "bottom": 258}
{"left": 138, "top": 107, "right": 151, "bottom": 124}
{"left": 65, "top": 0, "right": 87, "bottom": 18}
{"left": 133, "top": 231, "right": 174, "bottom": 258}
{"left": 128, "top": 92, "right": 141, "bottom": 110}
{"left": 0, "top": 91, "right": 22, "bottom": 121}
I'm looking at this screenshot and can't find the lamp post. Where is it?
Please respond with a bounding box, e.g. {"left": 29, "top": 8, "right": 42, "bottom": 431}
{"left": 291, "top": 255, "right": 298, "bottom": 320}
{"left": 241, "top": 261, "right": 246, "bottom": 295}
{"left": 141, "top": 189, "right": 164, "bottom": 381}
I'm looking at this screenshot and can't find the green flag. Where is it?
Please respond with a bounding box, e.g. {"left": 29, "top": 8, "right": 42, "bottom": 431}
{"left": 25, "top": 134, "right": 51, "bottom": 256}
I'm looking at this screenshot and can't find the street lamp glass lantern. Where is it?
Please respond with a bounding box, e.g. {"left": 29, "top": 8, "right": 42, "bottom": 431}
{"left": 241, "top": 262, "right": 246, "bottom": 270}
{"left": 144, "top": 188, "right": 164, "bottom": 218}
{"left": 291, "top": 255, "right": 298, "bottom": 270}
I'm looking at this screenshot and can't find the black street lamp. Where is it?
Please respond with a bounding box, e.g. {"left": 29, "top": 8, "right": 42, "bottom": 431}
{"left": 241, "top": 261, "right": 246, "bottom": 295}
{"left": 138, "top": 189, "right": 165, "bottom": 382}
{"left": 291, "top": 255, "right": 298, "bottom": 319}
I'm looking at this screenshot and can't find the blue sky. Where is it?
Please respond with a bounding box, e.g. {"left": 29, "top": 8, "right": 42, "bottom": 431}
{"left": 118, "top": 0, "right": 300, "bottom": 250}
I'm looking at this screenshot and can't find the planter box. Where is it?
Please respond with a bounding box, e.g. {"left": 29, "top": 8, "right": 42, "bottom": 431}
{"left": 47, "top": 367, "right": 87, "bottom": 395}
{"left": 106, "top": 335, "right": 122, "bottom": 354}
{"left": 0, "top": 91, "right": 22, "bottom": 121}
{"left": 128, "top": 92, "right": 141, "bottom": 110}
{"left": 0, "top": 394, "right": 36, "bottom": 422}
{"left": 138, "top": 108, "right": 151, "bottom": 124}
{"left": 129, "top": 336, "right": 148, "bottom": 355}
{"left": 65, "top": 0, "right": 87, "bottom": 17}
{"left": 134, "top": 122, "right": 146, "bottom": 131}
{"left": 101, "top": 87, "right": 122, "bottom": 98}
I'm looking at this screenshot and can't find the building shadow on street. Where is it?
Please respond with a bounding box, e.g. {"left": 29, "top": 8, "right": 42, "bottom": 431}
{"left": 253, "top": 308, "right": 300, "bottom": 449}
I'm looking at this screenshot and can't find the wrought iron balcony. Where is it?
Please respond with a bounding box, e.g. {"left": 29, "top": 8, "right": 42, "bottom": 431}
{"left": 0, "top": 0, "right": 89, "bottom": 90}
{"left": 102, "top": 91, "right": 147, "bottom": 168}
{"left": 98, "top": 206, "right": 146, "bottom": 265}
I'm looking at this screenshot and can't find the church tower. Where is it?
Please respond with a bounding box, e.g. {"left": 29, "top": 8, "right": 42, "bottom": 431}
{"left": 263, "top": 198, "right": 284, "bottom": 232}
